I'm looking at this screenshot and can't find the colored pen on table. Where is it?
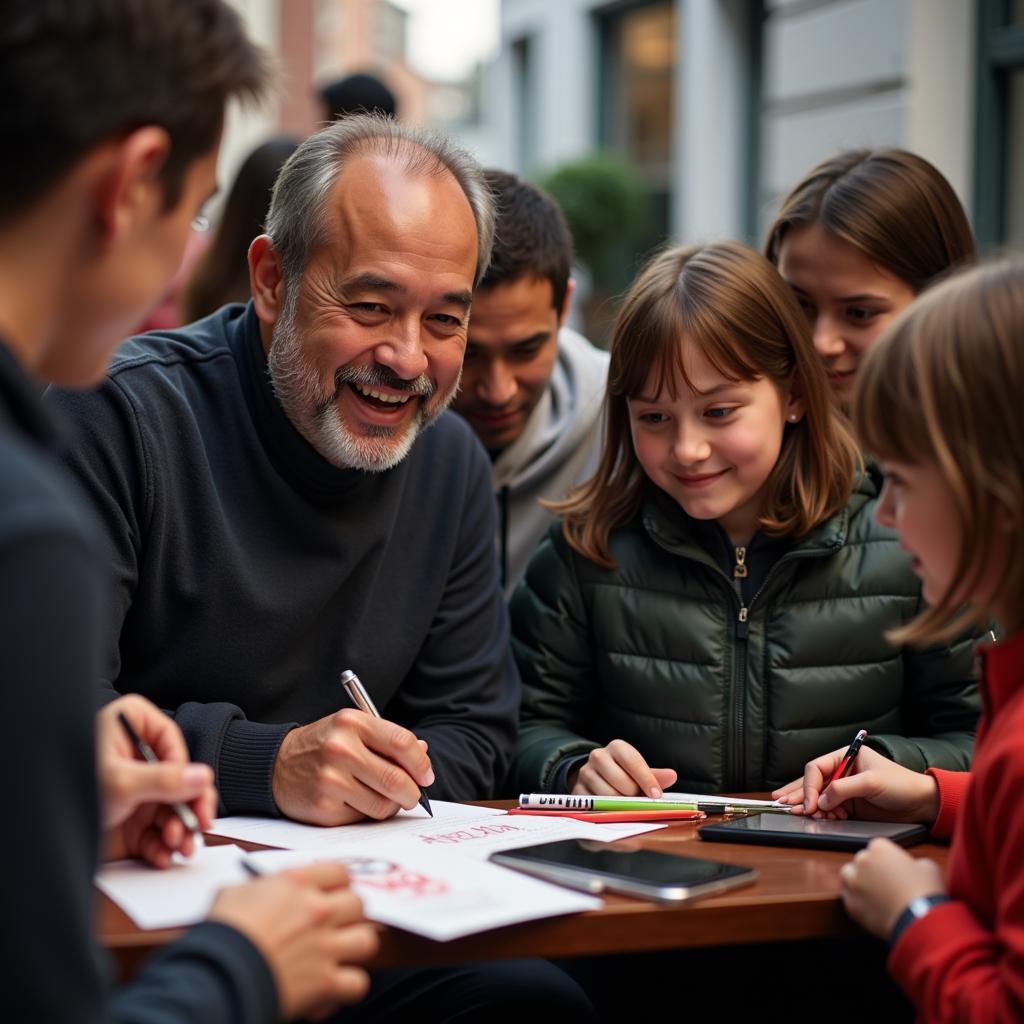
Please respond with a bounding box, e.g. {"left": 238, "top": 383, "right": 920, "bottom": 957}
{"left": 696, "top": 804, "right": 791, "bottom": 815}
{"left": 518, "top": 794, "right": 788, "bottom": 813}
{"left": 340, "top": 669, "right": 433, "bottom": 818}
{"left": 519, "top": 794, "right": 697, "bottom": 812}
{"left": 824, "top": 728, "right": 868, "bottom": 791}
{"left": 117, "top": 711, "right": 203, "bottom": 840}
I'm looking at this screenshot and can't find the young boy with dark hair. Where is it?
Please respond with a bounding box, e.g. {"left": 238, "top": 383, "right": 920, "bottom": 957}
{"left": 0, "top": 4, "right": 378, "bottom": 1020}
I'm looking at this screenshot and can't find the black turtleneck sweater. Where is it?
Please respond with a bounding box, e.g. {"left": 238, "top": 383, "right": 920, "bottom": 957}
{"left": 47, "top": 303, "right": 519, "bottom": 816}
{"left": 0, "top": 340, "right": 277, "bottom": 1022}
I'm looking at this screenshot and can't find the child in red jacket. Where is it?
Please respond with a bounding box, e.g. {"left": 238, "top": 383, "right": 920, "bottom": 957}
{"left": 775, "top": 260, "right": 1024, "bottom": 1021}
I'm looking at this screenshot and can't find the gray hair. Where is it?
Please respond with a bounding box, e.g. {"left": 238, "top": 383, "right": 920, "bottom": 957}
{"left": 264, "top": 113, "right": 495, "bottom": 288}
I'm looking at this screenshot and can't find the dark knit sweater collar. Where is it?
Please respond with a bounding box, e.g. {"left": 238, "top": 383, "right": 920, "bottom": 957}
{"left": 228, "top": 302, "right": 367, "bottom": 502}
{"left": 0, "top": 339, "right": 61, "bottom": 451}
{"left": 979, "top": 628, "right": 1024, "bottom": 716}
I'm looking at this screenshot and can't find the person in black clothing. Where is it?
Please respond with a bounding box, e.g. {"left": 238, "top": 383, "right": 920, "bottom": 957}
{"left": 50, "top": 115, "right": 521, "bottom": 829}
{"left": 0, "top": 3, "right": 379, "bottom": 1021}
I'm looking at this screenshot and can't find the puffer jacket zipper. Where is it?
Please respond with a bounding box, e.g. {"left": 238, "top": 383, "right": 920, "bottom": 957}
{"left": 671, "top": 544, "right": 840, "bottom": 790}
{"left": 731, "top": 547, "right": 749, "bottom": 792}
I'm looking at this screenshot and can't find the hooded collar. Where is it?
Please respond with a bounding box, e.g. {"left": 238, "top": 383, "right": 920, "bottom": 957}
{"left": 490, "top": 326, "right": 608, "bottom": 490}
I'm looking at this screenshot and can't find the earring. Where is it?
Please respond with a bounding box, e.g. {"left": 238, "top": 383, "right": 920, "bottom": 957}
{"left": 788, "top": 414, "right": 798, "bottom": 422}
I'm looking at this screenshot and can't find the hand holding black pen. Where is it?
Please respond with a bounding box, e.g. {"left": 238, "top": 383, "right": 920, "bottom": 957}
{"left": 97, "top": 694, "right": 216, "bottom": 867}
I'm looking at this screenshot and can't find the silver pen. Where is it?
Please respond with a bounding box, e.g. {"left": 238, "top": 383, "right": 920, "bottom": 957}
{"left": 340, "top": 669, "right": 433, "bottom": 817}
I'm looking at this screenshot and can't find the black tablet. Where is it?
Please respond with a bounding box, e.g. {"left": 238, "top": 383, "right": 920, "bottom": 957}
{"left": 698, "top": 813, "right": 929, "bottom": 852}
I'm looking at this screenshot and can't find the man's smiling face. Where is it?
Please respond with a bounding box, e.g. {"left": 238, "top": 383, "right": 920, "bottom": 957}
{"left": 264, "top": 150, "right": 478, "bottom": 471}
{"left": 454, "top": 274, "right": 565, "bottom": 453}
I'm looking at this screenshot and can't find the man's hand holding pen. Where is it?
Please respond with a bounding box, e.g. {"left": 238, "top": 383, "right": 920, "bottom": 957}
{"left": 271, "top": 709, "right": 434, "bottom": 826}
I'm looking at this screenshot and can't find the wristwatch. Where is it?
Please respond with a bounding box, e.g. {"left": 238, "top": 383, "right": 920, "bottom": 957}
{"left": 889, "top": 893, "right": 952, "bottom": 947}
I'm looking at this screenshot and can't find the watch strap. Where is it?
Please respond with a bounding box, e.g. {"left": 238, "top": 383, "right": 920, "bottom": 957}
{"left": 889, "top": 893, "right": 952, "bottom": 947}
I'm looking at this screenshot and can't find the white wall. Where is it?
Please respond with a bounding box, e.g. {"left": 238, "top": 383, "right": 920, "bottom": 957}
{"left": 675, "top": 0, "right": 752, "bottom": 242}
{"left": 219, "top": 0, "right": 282, "bottom": 214}
{"left": 495, "top": 0, "right": 599, "bottom": 175}
{"left": 758, "top": 0, "right": 975, "bottom": 233}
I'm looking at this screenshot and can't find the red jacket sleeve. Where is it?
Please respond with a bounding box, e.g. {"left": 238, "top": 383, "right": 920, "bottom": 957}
{"left": 891, "top": 748, "right": 1024, "bottom": 1019}
{"left": 927, "top": 768, "right": 970, "bottom": 840}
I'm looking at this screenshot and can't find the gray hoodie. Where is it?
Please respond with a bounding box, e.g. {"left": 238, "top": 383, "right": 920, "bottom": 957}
{"left": 489, "top": 326, "right": 609, "bottom": 597}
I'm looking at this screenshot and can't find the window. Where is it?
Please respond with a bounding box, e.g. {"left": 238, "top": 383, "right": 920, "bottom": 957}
{"left": 597, "top": 1, "right": 676, "bottom": 264}
{"left": 512, "top": 35, "right": 537, "bottom": 174}
{"left": 974, "top": 0, "right": 1024, "bottom": 249}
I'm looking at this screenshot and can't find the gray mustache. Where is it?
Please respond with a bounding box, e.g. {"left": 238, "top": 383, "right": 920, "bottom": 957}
{"left": 332, "top": 364, "right": 434, "bottom": 401}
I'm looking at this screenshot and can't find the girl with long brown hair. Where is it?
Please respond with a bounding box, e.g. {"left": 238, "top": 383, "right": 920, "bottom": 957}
{"left": 774, "top": 261, "right": 1024, "bottom": 1018}
{"left": 765, "top": 148, "right": 976, "bottom": 410}
{"left": 509, "top": 241, "right": 979, "bottom": 797}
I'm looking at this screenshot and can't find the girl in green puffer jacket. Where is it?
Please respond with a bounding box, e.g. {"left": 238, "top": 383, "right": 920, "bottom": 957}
{"left": 509, "top": 241, "right": 980, "bottom": 797}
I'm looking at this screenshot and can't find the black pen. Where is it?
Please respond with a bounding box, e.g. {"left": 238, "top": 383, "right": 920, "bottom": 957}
{"left": 117, "top": 711, "right": 202, "bottom": 837}
{"left": 240, "top": 857, "right": 262, "bottom": 878}
{"left": 339, "top": 669, "right": 433, "bottom": 817}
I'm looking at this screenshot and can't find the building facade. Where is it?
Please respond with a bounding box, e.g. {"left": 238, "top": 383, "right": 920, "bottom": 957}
{"left": 493, "top": 0, "right": 1024, "bottom": 252}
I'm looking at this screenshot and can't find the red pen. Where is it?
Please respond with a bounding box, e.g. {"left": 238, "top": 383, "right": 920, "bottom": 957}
{"left": 825, "top": 728, "right": 868, "bottom": 790}
{"left": 507, "top": 808, "right": 706, "bottom": 823}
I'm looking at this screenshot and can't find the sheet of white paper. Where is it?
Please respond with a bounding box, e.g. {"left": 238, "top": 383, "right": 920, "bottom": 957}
{"left": 96, "top": 844, "right": 248, "bottom": 930}
{"left": 210, "top": 800, "right": 662, "bottom": 859}
{"left": 246, "top": 845, "right": 603, "bottom": 941}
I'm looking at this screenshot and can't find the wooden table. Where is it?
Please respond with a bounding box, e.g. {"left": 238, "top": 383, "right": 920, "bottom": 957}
{"left": 99, "top": 805, "right": 949, "bottom": 977}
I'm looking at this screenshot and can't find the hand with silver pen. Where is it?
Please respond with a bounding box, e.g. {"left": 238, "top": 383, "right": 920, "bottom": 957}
{"left": 271, "top": 670, "right": 435, "bottom": 827}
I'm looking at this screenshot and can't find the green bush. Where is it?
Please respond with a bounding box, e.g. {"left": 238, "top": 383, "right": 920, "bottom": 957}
{"left": 538, "top": 153, "right": 650, "bottom": 289}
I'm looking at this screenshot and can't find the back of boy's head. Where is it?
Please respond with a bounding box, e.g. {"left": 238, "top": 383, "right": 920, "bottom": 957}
{"left": 558, "top": 241, "right": 860, "bottom": 566}
{"left": 0, "top": 0, "right": 269, "bottom": 226}
{"left": 478, "top": 170, "right": 572, "bottom": 311}
{"left": 764, "top": 148, "right": 976, "bottom": 294}
{"left": 855, "top": 260, "right": 1024, "bottom": 642}
{"left": 320, "top": 73, "right": 397, "bottom": 121}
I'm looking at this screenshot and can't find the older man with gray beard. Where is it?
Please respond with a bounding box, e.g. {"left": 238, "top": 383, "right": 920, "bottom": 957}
{"left": 47, "top": 113, "right": 599, "bottom": 1023}
{"left": 48, "top": 116, "right": 515, "bottom": 827}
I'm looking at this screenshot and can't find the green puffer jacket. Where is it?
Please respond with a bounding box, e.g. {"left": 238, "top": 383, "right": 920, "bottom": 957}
{"left": 509, "top": 474, "right": 981, "bottom": 794}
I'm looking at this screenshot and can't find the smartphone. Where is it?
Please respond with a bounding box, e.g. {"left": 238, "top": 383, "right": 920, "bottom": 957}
{"left": 489, "top": 839, "right": 757, "bottom": 904}
{"left": 698, "top": 813, "right": 929, "bottom": 852}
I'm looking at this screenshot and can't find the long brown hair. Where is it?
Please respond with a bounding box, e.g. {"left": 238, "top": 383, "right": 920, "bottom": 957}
{"left": 854, "top": 261, "right": 1024, "bottom": 644}
{"left": 764, "top": 148, "right": 976, "bottom": 293}
{"left": 557, "top": 242, "right": 860, "bottom": 568}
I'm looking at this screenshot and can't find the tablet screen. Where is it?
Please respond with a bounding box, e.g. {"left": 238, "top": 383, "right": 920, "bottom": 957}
{"left": 721, "top": 816, "right": 917, "bottom": 838}
{"left": 698, "top": 813, "right": 928, "bottom": 850}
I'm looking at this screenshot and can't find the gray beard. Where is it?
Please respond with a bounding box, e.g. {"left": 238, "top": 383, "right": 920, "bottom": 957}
{"left": 266, "top": 292, "right": 460, "bottom": 472}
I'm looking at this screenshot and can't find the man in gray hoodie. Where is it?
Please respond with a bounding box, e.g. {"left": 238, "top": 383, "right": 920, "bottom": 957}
{"left": 454, "top": 170, "right": 609, "bottom": 596}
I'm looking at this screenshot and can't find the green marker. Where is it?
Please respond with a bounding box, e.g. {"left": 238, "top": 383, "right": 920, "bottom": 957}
{"left": 519, "top": 795, "right": 700, "bottom": 812}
